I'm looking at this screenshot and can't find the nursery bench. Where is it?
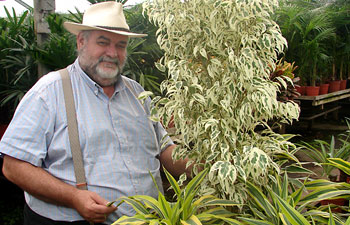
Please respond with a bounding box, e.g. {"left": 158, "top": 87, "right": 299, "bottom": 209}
{"left": 296, "top": 89, "right": 350, "bottom": 106}
{"left": 295, "top": 89, "right": 350, "bottom": 129}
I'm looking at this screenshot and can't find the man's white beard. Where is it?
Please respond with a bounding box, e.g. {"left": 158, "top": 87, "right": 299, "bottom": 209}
{"left": 79, "top": 51, "right": 126, "bottom": 87}
{"left": 96, "top": 56, "right": 123, "bottom": 79}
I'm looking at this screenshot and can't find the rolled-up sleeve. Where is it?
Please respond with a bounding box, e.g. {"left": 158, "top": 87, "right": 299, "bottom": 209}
{"left": 154, "top": 120, "right": 174, "bottom": 153}
{"left": 0, "top": 82, "right": 54, "bottom": 167}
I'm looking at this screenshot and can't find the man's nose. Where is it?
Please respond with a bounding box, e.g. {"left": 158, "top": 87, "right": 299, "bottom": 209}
{"left": 105, "top": 46, "right": 118, "bottom": 58}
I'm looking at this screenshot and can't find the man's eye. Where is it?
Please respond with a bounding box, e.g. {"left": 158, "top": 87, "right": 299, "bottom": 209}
{"left": 98, "top": 42, "right": 108, "bottom": 46}
{"left": 117, "top": 45, "right": 126, "bottom": 49}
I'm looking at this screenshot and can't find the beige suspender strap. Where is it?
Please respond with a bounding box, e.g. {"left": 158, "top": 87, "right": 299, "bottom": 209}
{"left": 59, "top": 68, "right": 87, "bottom": 191}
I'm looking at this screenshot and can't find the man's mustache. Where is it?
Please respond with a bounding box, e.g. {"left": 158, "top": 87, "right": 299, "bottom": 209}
{"left": 98, "top": 56, "right": 119, "bottom": 66}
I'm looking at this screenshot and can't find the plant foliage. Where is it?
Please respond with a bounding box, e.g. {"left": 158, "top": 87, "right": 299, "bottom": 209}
{"left": 0, "top": 7, "right": 37, "bottom": 120}
{"left": 143, "top": 0, "right": 300, "bottom": 205}
{"left": 112, "top": 168, "right": 241, "bottom": 225}
{"left": 299, "top": 122, "right": 350, "bottom": 179}
{"left": 275, "top": 0, "right": 347, "bottom": 85}
{"left": 240, "top": 172, "right": 349, "bottom": 225}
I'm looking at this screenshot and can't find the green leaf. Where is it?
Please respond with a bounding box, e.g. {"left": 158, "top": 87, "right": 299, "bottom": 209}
{"left": 198, "top": 207, "right": 233, "bottom": 217}
{"left": 200, "top": 48, "right": 207, "bottom": 59}
{"left": 209, "top": 215, "right": 243, "bottom": 225}
{"left": 138, "top": 91, "right": 154, "bottom": 101}
{"left": 328, "top": 158, "right": 350, "bottom": 176}
{"left": 184, "top": 168, "right": 209, "bottom": 200}
{"left": 290, "top": 184, "right": 304, "bottom": 207}
{"left": 158, "top": 192, "right": 172, "bottom": 220}
{"left": 272, "top": 193, "right": 311, "bottom": 225}
{"left": 206, "top": 151, "right": 220, "bottom": 162}
{"left": 132, "top": 195, "right": 166, "bottom": 219}
{"left": 182, "top": 214, "right": 202, "bottom": 225}
{"left": 302, "top": 188, "right": 350, "bottom": 204}
{"left": 344, "top": 216, "right": 350, "bottom": 225}
{"left": 194, "top": 195, "right": 239, "bottom": 208}
{"left": 328, "top": 206, "right": 335, "bottom": 225}
{"left": 284, "top": 165, "right": 315, "bottom": 175}
{"left": 192, "top": 93, "right": 206, "bottom": 105}
{"left": 281, "top": 173, "right": 289, "bottom": 201}
{"left": 163, "top": 168, "right": 182, "bottom": 198}
{"left": 246, "top": 180, "right": 276, "bottom": 219}
{"left": 112, "top": 215, "right": 149, "bottom": 225}
{"left": 238, "top": 217, "right": 274, "bottom": 225}
{"left": 305, "top": 179, "right": 340, "bottom": 190}
{"left": 117, "top": 197, "right": 149, "bottom": 215}
{"left": 112, "top": 214, "right": 159, "bottom": 225}
{"left": 197, "top": 210, "right": 241, "bottom": 224}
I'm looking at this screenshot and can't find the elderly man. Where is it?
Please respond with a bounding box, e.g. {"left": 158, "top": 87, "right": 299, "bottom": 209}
{"left": 0, "top": 2, "right": 187, "bottom": 224}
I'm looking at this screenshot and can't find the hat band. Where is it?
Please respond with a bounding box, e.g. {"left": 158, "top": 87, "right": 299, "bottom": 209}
{"left": 97, "top": 26, "right": 131, "bottom": 32}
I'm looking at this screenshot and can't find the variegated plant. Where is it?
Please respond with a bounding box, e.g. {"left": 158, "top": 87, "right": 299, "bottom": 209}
{"left": 143, "top": 0, "right": 300, "bottom": 205}
{"left": 111, "top": 168, "right": 242, "bottom": 225}
{"left": 240, "top": 172, "right": 350, "bottom": 225}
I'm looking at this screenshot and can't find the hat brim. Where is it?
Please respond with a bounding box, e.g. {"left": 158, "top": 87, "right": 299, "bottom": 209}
{"left": 63, "top": 22, "right": 147, "bottom": 38}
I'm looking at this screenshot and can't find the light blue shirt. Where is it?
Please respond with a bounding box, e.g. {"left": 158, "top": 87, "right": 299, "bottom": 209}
{"left": 0, "top": 59, "right": 173, "bottom": 224}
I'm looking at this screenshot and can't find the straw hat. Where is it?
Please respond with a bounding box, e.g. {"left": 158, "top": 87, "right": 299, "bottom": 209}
{"left": 63, "top": 2, "right": 147, "bottom": 38}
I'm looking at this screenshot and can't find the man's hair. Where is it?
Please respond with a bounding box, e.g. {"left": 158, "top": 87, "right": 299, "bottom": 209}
{"left": 81, "top": 30, "right": 92, "bottom": 41}
{"left": 77, "top": 30, "right": 92, "bottom": 56}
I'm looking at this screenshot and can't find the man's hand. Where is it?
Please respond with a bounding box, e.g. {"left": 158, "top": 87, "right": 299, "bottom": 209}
{"left": 72, "top": 190, "right": 117, "bottom": 223}
{"left": 2, "top": 155, "right": 117, "bottom": 223}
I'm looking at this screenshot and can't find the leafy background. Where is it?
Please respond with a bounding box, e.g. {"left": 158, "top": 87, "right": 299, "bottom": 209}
{"left": 0, "top": 0, "right": 350, "bottom": 224}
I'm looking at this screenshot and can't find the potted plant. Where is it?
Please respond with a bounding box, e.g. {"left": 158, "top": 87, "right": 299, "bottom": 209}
{"left": 144, "top": 0, "right": 300, "bottom": 208}
{"left": 302, "top": 11, "right": 334, "bottom": 95}
{"left": 240, "top": 172, "right": 350, "bottom": 224}
{"left": 269, "top": 59, "right": 300, "bottom": 100}
{"left": 275, "top": 1, "right": 335, "bottom": 95}
{"left": 327, "top": 0, "right": 350, "bottom": 91}
{"left": 319, "top": 83, "right": 330, "bottom": 95}
{"left": 111, "top": 168, "right": 241, "bottom": 224}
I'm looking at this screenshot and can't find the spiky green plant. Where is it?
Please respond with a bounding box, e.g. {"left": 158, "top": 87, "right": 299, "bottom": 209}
{"left": 0, "top": 8, "right": 37, "bottom": 118}
{"left": 237, "top": 172, "right": 350, "bottom": 224}
{"left": 111, "top": 168, "right": 242, "bottom": 225}
{"left": 299, "top": 122, "right": 350, "bottom": 180}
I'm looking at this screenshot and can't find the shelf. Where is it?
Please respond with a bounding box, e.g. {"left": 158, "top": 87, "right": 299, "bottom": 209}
{"left": 295, "top": 89, "right": 350, "bottom": 106}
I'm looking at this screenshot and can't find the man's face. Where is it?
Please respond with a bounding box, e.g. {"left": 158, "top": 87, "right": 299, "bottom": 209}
{"left": 77, "top": 30, "right": 129, "bottom": 87}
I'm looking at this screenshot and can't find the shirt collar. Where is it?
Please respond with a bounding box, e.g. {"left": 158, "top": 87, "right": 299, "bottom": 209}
{"left": 72, "top": 58, "right": 126, "bottom": 96}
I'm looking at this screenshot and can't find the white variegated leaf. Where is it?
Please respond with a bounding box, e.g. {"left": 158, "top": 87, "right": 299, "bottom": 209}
{"left": 138, "top": 91, "right": 153, "bottom": 101}
{"left": 144, "top": 0, "right": 298, "bottom": 206}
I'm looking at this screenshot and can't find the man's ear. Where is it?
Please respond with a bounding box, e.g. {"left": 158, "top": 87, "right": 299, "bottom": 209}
{"left": 76, "top": 32, "right": 85, "bottom": 51}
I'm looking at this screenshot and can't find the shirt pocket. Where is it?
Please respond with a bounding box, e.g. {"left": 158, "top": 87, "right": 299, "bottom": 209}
{"left": 133, "top": 114, "right": 159, "bottom": 157}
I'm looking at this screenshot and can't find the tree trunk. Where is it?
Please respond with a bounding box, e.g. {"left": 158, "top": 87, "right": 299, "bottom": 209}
{"left": 311, "top": 63, "right": 317, "bottom": 86}
{"left": 339, "top": 57, "right": 344, "bottom": 80}
{"left": 33, "top": 0, "right": 55, "bottom": 78}
{"left": 332, "top": 61, "right": 336, "bottom": 80}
